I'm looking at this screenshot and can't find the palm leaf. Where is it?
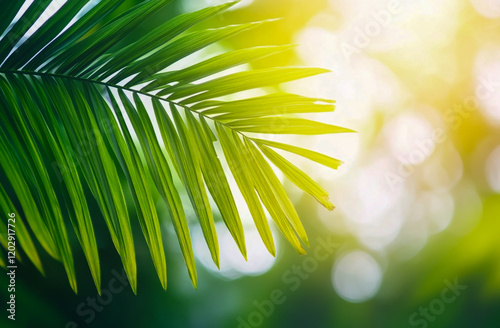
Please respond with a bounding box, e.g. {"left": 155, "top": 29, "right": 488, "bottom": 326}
{"left": 0, "top": 0, "right": 352, "bottom": 293}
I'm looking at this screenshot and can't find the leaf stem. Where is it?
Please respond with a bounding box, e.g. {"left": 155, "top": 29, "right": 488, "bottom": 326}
{"left": 0, "top": 69, "right": 251, "bottom": 141}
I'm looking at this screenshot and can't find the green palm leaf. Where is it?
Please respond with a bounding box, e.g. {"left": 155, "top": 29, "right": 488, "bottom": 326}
{"left": 0, "top": 0, "right": 352, "bottom": 293}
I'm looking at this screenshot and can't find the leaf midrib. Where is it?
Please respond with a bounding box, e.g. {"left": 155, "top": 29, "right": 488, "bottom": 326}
{"left": 0, "top": 69, "right": 248, "bottom": 140}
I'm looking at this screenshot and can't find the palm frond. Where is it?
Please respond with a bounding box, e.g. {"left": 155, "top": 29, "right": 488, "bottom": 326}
{"left": 0, "top": 0, "right": 352, "bottom": 293}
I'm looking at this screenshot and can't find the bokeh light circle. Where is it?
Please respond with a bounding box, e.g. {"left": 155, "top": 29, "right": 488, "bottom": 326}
{"left": 471, "top": 0, "right": 500, "bottom": 18}
{"left": 332, "top": 250, "right": 383, "bottom": 303}
{"left": 486, "top": 145, "right": 500, "bottom": 192}
{"left": 193, "top": 223, "right": 276, "bottom": 279}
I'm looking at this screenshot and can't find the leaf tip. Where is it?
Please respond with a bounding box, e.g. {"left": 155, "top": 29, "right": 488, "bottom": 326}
{"left": 188, "top": 268, "right": 198, "bottom": 289}
{"left": 211, "top": 250, "right": 221, "bottom": 270}
{"left": 269, "top": 245, "right": 277, "bottom": 257}
{"left": 160, "top": 274, "right": 167, "bottom": 291}
{"left": 70, "top": 280, "right": 78, "bottom": 295}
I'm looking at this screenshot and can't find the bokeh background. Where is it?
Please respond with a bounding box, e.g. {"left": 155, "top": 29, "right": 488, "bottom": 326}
{"left": 1, "top": 0, "right": 500, "bottom": 327}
